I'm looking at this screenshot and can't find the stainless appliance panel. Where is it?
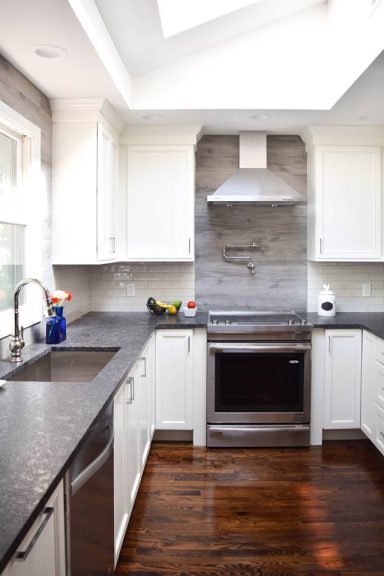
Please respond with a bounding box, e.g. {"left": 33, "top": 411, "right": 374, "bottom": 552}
{"left": 66, "top": 401, "right": 114, "bottom": 576}
{"left": 207, "top": 424, "right": 310, "bottom": 447}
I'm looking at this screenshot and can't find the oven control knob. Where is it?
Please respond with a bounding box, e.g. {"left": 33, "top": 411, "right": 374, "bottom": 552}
{"left": 288, "top": 319, "right": 295, "bottom": 326}
{"left": 301, "top": 319, "right": 308, "bottom": 325}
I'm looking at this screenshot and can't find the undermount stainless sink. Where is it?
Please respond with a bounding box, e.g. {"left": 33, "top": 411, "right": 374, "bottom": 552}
{"left": 8, "top": 350, "right": 117, "bottom": 382}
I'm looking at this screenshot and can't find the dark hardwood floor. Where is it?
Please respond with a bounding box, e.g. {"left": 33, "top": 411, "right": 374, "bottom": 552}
{"left": 116, "top": 441, "right": 384, "bottom": 576}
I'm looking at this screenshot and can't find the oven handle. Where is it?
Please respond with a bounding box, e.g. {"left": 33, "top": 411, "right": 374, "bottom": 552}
{"left": 208, "top": 343, "right": 311, "bottom": 353}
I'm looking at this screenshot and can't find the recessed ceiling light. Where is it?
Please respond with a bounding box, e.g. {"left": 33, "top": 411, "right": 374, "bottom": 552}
{"left": 140, "top": 113, "right": 164, "bottom": 121}
{"left": 33, "top": 45, "right": 68, "bottom": 59}
{"left": 250, "top": 114, "right": 271, "bottom": 120}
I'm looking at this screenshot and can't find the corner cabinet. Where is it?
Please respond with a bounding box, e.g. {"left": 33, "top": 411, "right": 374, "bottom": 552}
{"left": 324, "top": 329, "right": 362, "bottom": 429}
{"left": 302, "top": 127, "right": 384, "bottom": 262}
{"left": 126, "top": 145, "right": 195, "bottom": 261}
{"left": 361, "top": 330, "right": 384, "bottom": 457}
{"left": 51, "top": 100, "right": 123, "bottom": 264}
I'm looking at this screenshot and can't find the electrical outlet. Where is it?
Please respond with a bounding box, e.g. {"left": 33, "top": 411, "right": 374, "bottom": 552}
{"left": 362, "top": 283, "right": 371, "bottom": 297}
{"left": 126, "top": 283, "right": 136, "bottom": 297}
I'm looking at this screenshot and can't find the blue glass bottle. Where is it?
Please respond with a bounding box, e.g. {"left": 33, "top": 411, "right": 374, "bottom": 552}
{"left": 46, "top": 306, "right": 67, "bottom": 344}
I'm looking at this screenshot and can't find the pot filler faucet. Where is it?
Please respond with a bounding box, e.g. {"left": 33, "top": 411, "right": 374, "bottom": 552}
{"left": 9, "top": 278, "right": 56, "bottom": 363}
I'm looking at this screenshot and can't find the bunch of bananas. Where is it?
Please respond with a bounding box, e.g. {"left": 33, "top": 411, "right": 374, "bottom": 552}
{"left": 146, "top": 297, "right": 182, "bottom": 315}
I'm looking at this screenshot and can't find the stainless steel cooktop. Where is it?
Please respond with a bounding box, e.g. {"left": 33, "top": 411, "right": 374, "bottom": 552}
{"left": 208, "top": 310, "right": 312, "bottom": 334}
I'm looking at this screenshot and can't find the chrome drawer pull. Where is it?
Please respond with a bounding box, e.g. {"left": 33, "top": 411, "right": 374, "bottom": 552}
{"left": 16, "top": 507, "right": 54, "bottom": 560}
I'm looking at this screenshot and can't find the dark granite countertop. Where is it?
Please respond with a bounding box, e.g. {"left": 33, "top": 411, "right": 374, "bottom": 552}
{"left": 0, "top": 311, "right": 207, "bottom": 573}
{"left": 1, "top": 307, "right": 384, "bottom": 572}
{"left": 303, "top": 312, "right": 384, "bottom": 340}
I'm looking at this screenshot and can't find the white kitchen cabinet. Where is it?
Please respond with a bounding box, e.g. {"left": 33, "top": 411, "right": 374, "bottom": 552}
{"left": 156, "top": 330, "right": 193, "bottom": 430}
{"left": 374, "top": 403, "right": 384, "bottom": 456}
{"left": 126, "top": 145, "right": 194, "bottom": 261}
{"left": 51, "top": 100, "right": 123, "bottom": 264}
{"left": 324, "top": 329, "right": 362, "bottom": 429}
{"left": 309, "top": 146, "right": 382, "bottom": 260}
{"left": 113, "top": 334, "right": 155, "bottom": 565}
{"left": 3, "top": 481, "right": 65, "bottom": 576}
{"left": 361, "top": 330, "right": 377, "bottom": 441}
{"left": 113, "top": 384, "right": 129, "bottom": 563}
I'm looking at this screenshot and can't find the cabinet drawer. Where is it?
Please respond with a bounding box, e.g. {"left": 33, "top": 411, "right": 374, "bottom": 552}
{"left": 375, "top": 337, "right": 384, "bottom": 364}
{"left": 374, "top": 403, "right": 384, "bottom": 456}
{"left": 376, "top": 361, "right": 384, "bottom": 408}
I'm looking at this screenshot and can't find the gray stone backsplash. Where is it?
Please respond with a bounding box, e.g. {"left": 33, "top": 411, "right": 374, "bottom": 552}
{"left": 195, "top": 135, "right": 307, "bottom": 310}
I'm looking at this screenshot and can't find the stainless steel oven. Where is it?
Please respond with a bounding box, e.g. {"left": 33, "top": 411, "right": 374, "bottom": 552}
{"left": 207, "top": 311, "right": 312, "bottom": 447}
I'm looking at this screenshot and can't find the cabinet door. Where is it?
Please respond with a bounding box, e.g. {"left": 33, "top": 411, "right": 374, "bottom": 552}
{"left": 139, "top": 354, "right": 150, "bottom": 469}
{"left": 113, "top": 385, "right": 128, "bottom": 563}
{"left": 324, "top": 329, "right": 362, "bottom": 429}
{"left": 125, "top": 363, "right": 141, "bottom": 509}
{"left": 361, "top": 331, "right": 377, "bottom": 440}
{"left": 97, "top": 122, "right": 119, "bottom": 261}
{"left": 7, "top": 482, "right": 65, "bottom": 576}
{"left": 146, "top": 335, "right": 156, "bottom": 439}
{"left": 126, "top": 145, "right": 194, "bottom": 261}
{"left": 374, "top": 402, "right": 384, "bottom": 456}
{"left": 315, "top": 146, "right": 381, "bottom": 260}
{"left": 156, "top": 330, "right": 193, "bottom": 429}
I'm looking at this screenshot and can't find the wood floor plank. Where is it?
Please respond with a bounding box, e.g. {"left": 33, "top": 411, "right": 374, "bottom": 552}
{"left": 116, "top": 441, "right": 384, "bottom": 575}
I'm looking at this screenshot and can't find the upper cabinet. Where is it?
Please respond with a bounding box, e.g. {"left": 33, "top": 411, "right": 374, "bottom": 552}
{"left": 302, "top": 127, "right": 384, "bottom": 262}
{"left": 51, "top": 99, "right": 124, "bottom": 264}
{"left": 122, "top": 126, "right": 202, "bottom": 262}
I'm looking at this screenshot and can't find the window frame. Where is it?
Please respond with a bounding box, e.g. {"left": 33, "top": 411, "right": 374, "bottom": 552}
{"left": 0, "top": 100, "right": 43, "bottom": 339}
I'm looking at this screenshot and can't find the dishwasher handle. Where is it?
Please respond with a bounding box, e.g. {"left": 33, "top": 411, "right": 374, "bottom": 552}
{"left": 71, "top": 430, "right": 114, "bottom": 497}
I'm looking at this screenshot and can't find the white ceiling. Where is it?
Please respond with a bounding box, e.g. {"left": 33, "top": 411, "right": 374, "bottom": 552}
{"left": 0, "top": 0, "right": 383, "bottom": 134}
{"left": 94, "top": 0, "right": 325, "bottom": 77}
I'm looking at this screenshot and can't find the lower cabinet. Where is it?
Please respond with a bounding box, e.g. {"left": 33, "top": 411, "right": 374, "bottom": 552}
{"left": 361, "top": 330, "right": 384, "bottom": 457}
{"left": 155, "top": 330, "right": 193, "bottom": 430}
{"left": 3, "top": 482, "right": 65, "bottom": 576}
{"left": 324, "top": 329, "right": 362, "bottom": 429}
{"left": 361, "top": 330, "right": 377, "bottom": 440}
{"left": 113, "top": 334, "right": 155, "bottom": 566}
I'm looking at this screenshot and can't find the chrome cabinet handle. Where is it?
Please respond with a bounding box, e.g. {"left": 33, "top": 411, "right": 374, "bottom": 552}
{"left": 328, "top": 336, "right": 332, "bottom": 353}
{"left": 16, "top": 507, "right": 54, "bottom": 560}
{"left": 188, "top": 336, "right": 191, "bottom": 353}
{"left": 109, "top": 237, "right": 116, "bottom": 254}
{"left": 126, "top": 376, "right": 134, "bottom": 403}
{"left": 319, "top": 237, "right": 322, "bottom": 253}
{"left": 141, "top": 357, "right": 147, "bottom": 378}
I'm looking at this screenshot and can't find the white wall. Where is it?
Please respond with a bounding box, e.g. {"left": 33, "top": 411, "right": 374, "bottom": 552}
{"left": 52, "top": 266, "right": 91, "bottom": 322}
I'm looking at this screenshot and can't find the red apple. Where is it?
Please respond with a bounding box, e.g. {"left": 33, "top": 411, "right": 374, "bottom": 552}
{"left": 187, "top": 300, "right": 196, "bottom": 309}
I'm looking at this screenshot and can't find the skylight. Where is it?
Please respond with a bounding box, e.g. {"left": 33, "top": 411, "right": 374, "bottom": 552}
{"left": 157, "top": 0, "right": 260, "bottom": 38}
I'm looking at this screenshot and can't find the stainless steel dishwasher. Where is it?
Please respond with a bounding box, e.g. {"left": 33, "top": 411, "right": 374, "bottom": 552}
{"left": 65, "top": 400, "right": 114, "bottom": 576}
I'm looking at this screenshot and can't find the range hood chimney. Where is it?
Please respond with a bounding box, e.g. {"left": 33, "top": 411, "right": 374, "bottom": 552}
{"left": 207, "top": 132, "right": 304, "bottom": 206}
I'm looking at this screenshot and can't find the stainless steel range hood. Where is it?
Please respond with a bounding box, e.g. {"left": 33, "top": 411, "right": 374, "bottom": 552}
{"left": 207, "top": 132, "right": 304, "bottom": 206}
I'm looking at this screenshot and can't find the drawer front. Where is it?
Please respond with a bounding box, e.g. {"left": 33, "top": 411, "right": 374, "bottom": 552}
{"left": 375, "top": 403, "right": 384, "bottom": 456}
{"left": 376, "top": 361, "right": 384, "bottom": 408}
{"left": 376, "top": 336, "right": 384, "bottom": 364}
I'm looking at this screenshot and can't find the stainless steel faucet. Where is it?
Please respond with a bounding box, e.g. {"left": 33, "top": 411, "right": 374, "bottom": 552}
{"left": 9, "top": 278, "right": 55, "bottom": 363}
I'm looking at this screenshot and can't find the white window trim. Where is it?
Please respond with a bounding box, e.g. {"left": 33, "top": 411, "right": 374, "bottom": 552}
{"left": 0, "top": 100, "right": 43, "bottom": 339}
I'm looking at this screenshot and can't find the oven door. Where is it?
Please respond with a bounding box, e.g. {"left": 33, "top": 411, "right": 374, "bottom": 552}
{"left": 207, "top": 342, "right": 311, "bottom": 424}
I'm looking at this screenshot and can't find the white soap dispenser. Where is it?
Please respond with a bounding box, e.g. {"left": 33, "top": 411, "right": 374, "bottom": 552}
{"left": 318, "top": 284, "right": 336, "bottom": 317}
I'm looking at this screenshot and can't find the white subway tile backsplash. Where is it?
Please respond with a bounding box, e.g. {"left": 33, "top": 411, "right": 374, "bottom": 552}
{"left": 89, "top": 262, "right": 195, "bottom": 312}
{"left": 308, "top": 262, "right": 384, "bottom": 312}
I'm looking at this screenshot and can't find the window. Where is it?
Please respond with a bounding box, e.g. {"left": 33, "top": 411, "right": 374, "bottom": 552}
{"left": 0, "top": 101, "right": 42, "bottom": 338}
